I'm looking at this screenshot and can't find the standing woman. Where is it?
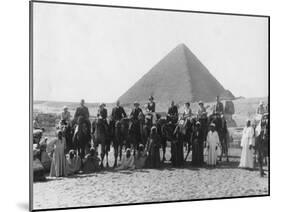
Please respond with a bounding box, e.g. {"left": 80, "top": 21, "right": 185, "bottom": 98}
{"left": 239, "top": 119, "right": 255, "bottom": 169}
{"left": 50, "top": 130, "right": 68, "bottom": 177}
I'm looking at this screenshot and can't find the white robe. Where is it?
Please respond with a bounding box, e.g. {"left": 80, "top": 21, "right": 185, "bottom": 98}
{"left": 206, "top": 131, "right": 220, "bottom": 165}
{"left": 116, "top": 155, "right": 135, "bottom": 170}
{"left": 239, "top": 126, "right": 255, "bottom": 168}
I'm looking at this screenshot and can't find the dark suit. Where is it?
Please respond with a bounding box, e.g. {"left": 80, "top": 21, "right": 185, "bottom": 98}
{"left": 97, "top": 108, "right": 107, "bottom": 120}
{"left": 147, "top": 101, "right": 155, "bottom": 112}
{"left": 74, "top": 106, "right": 90, "bottom": 123}
{"left": 214, "top": 102, "right": 224, "bottom": 114}
{"left": 111, "top": 106, "right": 127, "bottom": 121}
{"left": 167, "top": 106, "right": 178, "bottom": 124}
{"left": 130, "top": 108, "right": 143, "bottom": 120}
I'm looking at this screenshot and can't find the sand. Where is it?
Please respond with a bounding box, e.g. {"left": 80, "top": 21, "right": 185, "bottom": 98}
{"left": 33, "top": 147, "right": 268, "bottom": 210}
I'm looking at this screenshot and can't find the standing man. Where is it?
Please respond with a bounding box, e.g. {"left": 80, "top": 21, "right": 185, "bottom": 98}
{"left": 213, "top": 96, "right": 224, "bottom": 115}
{"left": 111, "top": 100, "right": 127, "bottom": 122}
{"left": 167, "top": 100, "right": 178, "bottom": 124}
{"left": 239, "top": 119, "right": 255, "bottom": 169}
{"left": 206, "top": 123, "right": 220, "bottom": 166}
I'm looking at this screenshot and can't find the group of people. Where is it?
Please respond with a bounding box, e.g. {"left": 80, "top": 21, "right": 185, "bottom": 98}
{"left": 239, "top": 101, "right": 269, "bottom": 177}
{"left": 33, "top": 96, "right": 269, "bottom": 180}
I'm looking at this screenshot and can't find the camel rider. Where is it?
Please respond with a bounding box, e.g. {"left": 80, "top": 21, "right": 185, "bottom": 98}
{"left": 111, "top": 100, "right": 127, "bottom": 122}
{"left": 147, "top": 96, "right": 155, "bottom": 113}
{"left": 97, "top": 103, "right": 108, "bottom": 129}
{"left": 74, "top": 99, "right": 90, "bottom": 123}
{"left": 183, "top": 102, "right": 193, "bottom": 119}
{"left": 197, "top": 101, "right": 208, "bottom": 119}
{"left": 60, "top": 106, "right": 71, "bottom": 126}
{"left": 167, "top": 100, "right": 178, "bottom": 124}
{"left": 213, "top": 96, "right": 224, "bottom": 116}
{"left": 73, "top": 99, "right": 90, "bottom": 135}
{"left": 130, "top": 101, "right": 143, "bottom": 121}
{"left": 257, "top": 101, "right": 266, "bottom": 115}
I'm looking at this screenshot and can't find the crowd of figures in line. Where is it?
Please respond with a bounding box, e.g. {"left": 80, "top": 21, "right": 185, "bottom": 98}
{"left": 33, "top": 96, "right": 269, "bottom": 181}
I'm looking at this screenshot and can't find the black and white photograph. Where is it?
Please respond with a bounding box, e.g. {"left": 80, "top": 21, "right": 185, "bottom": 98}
{"left": 30, "top": 1, "right": 269, "bottom": 211}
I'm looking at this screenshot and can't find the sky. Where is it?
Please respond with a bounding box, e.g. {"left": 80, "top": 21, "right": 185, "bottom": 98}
{"left": 33, "top": 2, "right": 269, "bottom": 103}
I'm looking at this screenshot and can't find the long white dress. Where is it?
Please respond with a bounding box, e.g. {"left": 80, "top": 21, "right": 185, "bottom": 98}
{"left": 206, "top": 131, "right": 220, "bottom": 165}
{"left": 239, "top": 126, "right": 255, "bottom": 169}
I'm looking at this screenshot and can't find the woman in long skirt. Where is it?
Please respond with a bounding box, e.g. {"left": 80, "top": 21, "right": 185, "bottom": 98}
{"left": 50, "top": 130, "right": 68, "bottom": 177}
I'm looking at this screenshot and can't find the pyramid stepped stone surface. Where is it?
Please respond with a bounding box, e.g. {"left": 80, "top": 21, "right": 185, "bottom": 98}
{"left": 119, "top": 43, "right": 234, "bottom": 104}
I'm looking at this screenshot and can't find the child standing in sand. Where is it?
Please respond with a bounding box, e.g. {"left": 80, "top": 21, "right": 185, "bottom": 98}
{"left": 206, "top": 123, "right": 220, "bottom": 166}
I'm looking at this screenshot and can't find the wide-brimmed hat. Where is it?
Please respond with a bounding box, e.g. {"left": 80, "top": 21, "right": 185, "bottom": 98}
{"left": 259, "top": 101, "right": 264, "bottom": 105}
{"left": 63, "top": 105, "right": 68, "bottom": 110}
{"left": 198, "top": 101, "right": 204, "bottom": 105}
{"left": 210, "top": 123, "right": 216, "bottom": 127}
{"left": 134, "top": 101, "right": 140, "bottom": 106}
{"left": 99, "top": 103, "right": 106, "bottom": 107}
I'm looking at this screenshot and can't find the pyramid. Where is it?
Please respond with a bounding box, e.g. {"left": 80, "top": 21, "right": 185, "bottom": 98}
{"left": 119, "top": 43, "right": 234, "bottom": 104}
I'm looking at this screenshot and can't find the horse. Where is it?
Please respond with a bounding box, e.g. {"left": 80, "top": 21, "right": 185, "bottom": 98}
{"left": 92, "top": 118, "right": 111, "bottom": 168}
{"left": 110, "top": 117, "right": 130, "bottom": 167}
{"left": 72, "top": 117, "right": 91, "bottom": 160}
{"left": 208, "top": 113, "right": 229, "bottom": 162}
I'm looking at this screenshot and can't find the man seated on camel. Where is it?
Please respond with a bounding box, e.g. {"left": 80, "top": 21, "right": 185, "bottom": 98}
{"left": 116, "top": 148, "right": 135, "bottom": 170}
{"left": 167, "top": 100, "right": 178, "bottom": 124}
{"left": 73, "top": 99, "right": 91, "bottom": 137}
{"left": 97, "top": 103, "right": 109, "bottom": 130}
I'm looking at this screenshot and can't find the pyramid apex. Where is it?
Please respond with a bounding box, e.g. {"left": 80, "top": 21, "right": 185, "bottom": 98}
{"left": 176, "top": 43, "right": 188, "bottom": 49}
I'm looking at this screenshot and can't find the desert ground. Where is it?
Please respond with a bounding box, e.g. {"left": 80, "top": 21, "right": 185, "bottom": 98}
{"left": 33, "top": 97, "right": 269, "bottom": 210}
{"left": 33, "top": 147, "right": 268, "bottom": 210}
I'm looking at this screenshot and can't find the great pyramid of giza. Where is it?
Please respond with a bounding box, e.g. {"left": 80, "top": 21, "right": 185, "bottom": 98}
{"left": 119, "top": 43, "right": 234, "bottom": 104}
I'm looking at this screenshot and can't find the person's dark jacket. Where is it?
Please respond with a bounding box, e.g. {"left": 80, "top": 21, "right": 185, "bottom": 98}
{"left": 97, "top": 108, "right": 107, "bottom": 120}
{"left": 147, "top": 101, "right": 155, "bottom": 112}
{"left": 111, "top": 106, "right": 127, "bottom": 121}
{"left": 130, "top": 108, "right": 143, "bottom": 120}
{"left": 74, "top": 106, "right": 89, "bottom": 121}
